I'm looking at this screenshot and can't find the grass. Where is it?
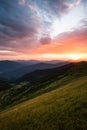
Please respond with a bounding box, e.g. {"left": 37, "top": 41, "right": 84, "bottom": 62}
{"left": 0, "top": 76, "right": 87, "bottom": 130}
{"left": 0, "top": 75, "right": 77, "bottom": 110}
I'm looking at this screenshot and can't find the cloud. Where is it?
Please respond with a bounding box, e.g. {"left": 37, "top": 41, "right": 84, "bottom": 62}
{"left": 19, "top": 0, "right": 25, "bottom": 5}
{"left": 40, "top": 37, "right": 51, "bottom": 45}
{"left": 54, "top": 19, "right": 87, "bottom": 53}
{"left": 0, "top": 0, "right": 38, "bottom": 38}
{"left": 36, "top": 17, "right": 87, "bottom": 54}
{"left": 0, "top": 0, "right": 86, "bottom": 57}
{"left": 0, "top": 0, "right": 42, "bottom": 52}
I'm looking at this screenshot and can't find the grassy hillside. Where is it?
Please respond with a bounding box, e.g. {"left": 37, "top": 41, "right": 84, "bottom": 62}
{"left": 0, "top": 76, "right": 75, "bottom": 110}
{"left": 0, "top": 76, "right": 87, "bottom": 130}
{"left": 0, "top": 62, "right": 87, "bottom": 110}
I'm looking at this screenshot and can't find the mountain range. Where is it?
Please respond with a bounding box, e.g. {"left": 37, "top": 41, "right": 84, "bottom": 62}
{"left": 0, "top": 60, "right": 68, "bottom": 81}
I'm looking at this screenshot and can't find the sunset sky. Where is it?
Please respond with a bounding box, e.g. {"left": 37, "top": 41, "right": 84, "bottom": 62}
{"left": 0, "top": 0, "right": 87, "bottom": 61}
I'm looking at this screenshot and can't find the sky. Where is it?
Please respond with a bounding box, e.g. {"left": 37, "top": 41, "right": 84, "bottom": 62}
{"left": 0, "top": 0, "right": 87, "bottom": 61}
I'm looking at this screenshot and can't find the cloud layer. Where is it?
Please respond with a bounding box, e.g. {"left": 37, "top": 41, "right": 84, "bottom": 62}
{"left": 0, "top": 0, "right": 87, "bottom": 59}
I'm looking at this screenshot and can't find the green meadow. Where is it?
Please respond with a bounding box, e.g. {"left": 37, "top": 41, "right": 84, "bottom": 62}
{"left": 0, "top": 76, "right": 87, "bottom": 130}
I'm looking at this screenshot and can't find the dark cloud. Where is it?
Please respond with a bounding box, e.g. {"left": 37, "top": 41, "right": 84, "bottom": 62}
{"left": 0, "top": 0, "right": 42, "bottom": 51}
{"left": 40, "top": 37, "right": 51, "bottom": 45}
{"left": 0, "top": 0, "right": 38, "bottom": 38}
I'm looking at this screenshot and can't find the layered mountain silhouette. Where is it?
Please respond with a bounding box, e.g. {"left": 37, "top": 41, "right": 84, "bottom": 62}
{"left": 0, "top": 60, "right": 68, "bottom": 81}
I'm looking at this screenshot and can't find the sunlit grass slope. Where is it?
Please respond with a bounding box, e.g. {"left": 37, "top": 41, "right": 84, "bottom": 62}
{"left": 0, "top": 76, "right": 87, "bottom": 130}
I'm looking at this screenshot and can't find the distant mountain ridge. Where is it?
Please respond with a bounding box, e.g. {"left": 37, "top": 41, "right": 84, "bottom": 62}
{"left": 16, "top": 60, "right": 69, "bottom": 65}
{"left": 0, "top": 60, "right": 69, "bottom": 81}
{"left": 0, "top": 60, "right": 25, "bottom": 73}
{"left": 17, "top": 61, "right": 87, "bottom": 83}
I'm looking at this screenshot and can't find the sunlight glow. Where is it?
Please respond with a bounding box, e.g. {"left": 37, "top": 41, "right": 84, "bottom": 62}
{"left": 37, "top": 53, "right": 86, "bottom": 61}
{"left": 71, "top": 54, "right": 79, "bottom": 60}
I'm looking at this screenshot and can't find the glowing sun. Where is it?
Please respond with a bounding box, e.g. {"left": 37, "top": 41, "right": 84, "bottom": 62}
{"left": 71, "top": 54, "right": 79, "bottom": 60}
